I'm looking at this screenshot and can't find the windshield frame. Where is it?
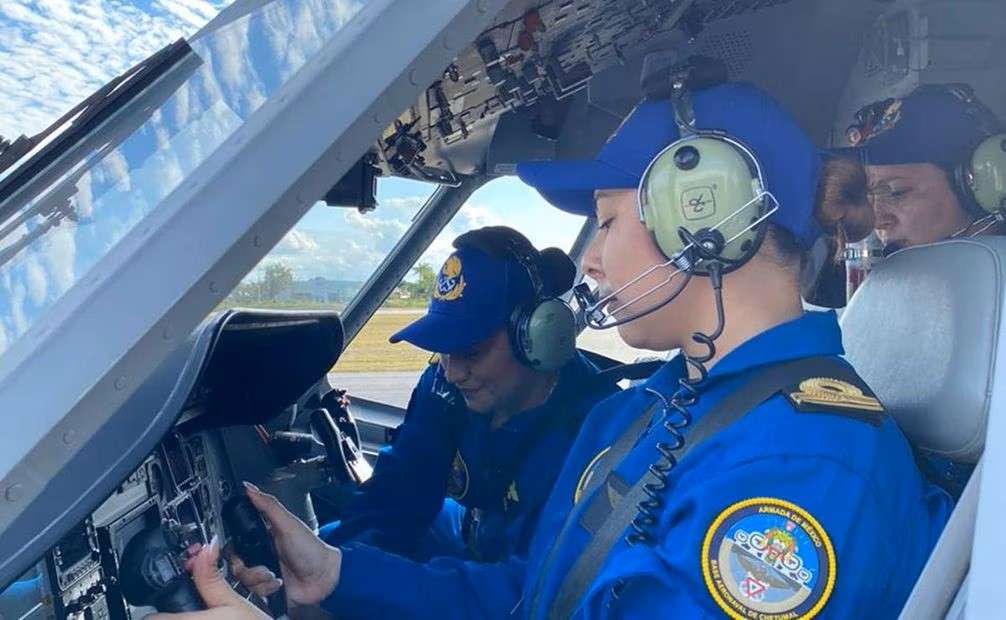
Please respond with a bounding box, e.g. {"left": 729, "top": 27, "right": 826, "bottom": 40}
{"left": 0, "top": 0, "right": 510, "bottom": 590}
{"left": 0, "top": 39, "right": 193, "bottom": 204}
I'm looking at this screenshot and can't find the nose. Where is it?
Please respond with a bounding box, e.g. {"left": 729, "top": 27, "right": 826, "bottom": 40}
{"left": 581, "top": 232, "right": 605, "bottom": 284}
{"left": 869, "top": 193, "right": 896, "bottom": 228}
{"left": 442, "top": 354, "right": 470, "bottom": 385}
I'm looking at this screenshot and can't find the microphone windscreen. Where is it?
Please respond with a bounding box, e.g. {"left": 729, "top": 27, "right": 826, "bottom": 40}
{"left": 538, "top": 247, "right": 577, "bottom": 295}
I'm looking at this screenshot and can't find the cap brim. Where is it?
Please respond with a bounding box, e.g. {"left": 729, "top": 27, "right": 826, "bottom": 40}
{"left": 389, "top": 310, "right": 506, "bottom": 354}
{"left": 516, "top": 159, "right": 639, "bottom": 217}
{"left": 821, "top": 146, "right": 865, "bottom": 163}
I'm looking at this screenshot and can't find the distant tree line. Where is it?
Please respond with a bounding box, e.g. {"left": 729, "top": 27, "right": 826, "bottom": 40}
{"left": 224, "top": 261, "right": 437, "bottom": 305}
{"left": 400, "top": 262, "right": 436, "bottom": 300}
{"left": 227, "top": 262, "right": 295, "bottom": 302}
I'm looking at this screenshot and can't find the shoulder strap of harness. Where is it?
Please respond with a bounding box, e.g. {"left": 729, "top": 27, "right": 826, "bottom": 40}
{"left": 580, "top": 349, "right": 665, "bottom": 383}
{"left": 536, "top": 356, "right": 880, "bottom": 619}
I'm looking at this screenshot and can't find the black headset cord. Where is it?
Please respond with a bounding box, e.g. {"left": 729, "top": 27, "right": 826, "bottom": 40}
{"left": 625, "top": 262, "right": 725, "bottom": 548}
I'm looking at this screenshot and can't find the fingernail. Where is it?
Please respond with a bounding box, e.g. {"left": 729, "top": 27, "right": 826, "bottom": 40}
{"left": 243, "top": 481, "right": 260, "bottom": 494}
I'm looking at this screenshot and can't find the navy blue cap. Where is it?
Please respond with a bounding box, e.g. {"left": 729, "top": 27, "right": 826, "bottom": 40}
{"left": 516, "top": 82, "right": 822, "bottom": 248}
{"left": 841, "top": 86, "right": 1000, "bottom": 168}
{"left": 389, "top": 245, "right": 535, "bottom": 354}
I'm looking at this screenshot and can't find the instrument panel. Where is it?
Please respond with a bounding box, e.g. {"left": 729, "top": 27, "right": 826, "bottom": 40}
{"left": 3, "top": 431, "right": 231, "bottom": 620}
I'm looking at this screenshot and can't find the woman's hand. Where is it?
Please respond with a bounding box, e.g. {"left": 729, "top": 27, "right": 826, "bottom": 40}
{"left": 147, "top": 538, "right": 268, "bottom": 620}
{"left": 229, "top": 483, "right": 342, "bottom": 607}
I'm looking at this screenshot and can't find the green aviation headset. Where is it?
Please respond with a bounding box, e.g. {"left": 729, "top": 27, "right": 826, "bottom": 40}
{"left": 943, "top": 85, "right": 1006, "bottom": 222}
{"left": 965, "top": 132, "right": 1006, "bottom": 216}
{"left": 637, "top": 69, "right": 773, "bottom": 276}
{"left": 453, "top": 227, "right": 577, "bottom": 372}
{"left": 576, "top": 58, "right": 775, "bottom": 331}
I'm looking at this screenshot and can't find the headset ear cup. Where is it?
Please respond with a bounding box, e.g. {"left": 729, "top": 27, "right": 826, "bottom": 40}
{"left": 965, "top": 133, "right": 1006, "bottom": 215}
{"left": 508, "top": 305, "right": 532, "bottom": 367}
{"left": 952, "top": 161, "right": 985, "bottom": 218}
{"left": 511, "top": 299, "right": 577, "bottom": 371}
{"left": 639, "top": 136, "right": 766, "bottom": 270}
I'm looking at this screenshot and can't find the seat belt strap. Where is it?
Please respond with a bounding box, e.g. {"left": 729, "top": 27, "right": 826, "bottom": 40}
{"left": 542, "top": 356, "right": 874, "bottom": 620}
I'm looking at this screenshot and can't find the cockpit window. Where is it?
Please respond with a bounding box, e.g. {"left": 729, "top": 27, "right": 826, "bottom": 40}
{"left": 0, "top": 0, "right": 368, "bottom": 357}
{"left": 328, "top": 176, "right": 585, "bottom": 406}
{"left": 219, "top": 177, "right": 438, "bottom": 313}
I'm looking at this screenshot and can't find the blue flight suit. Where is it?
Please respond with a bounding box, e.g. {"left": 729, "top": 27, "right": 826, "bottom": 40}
{"left": 519, "top": 310, "right": 953, "bottom": 618}
{"left": 321, "top": 311, "right": 951, "bottom": 619}
{"left": 320, "top": 351, "right": 618, "bottom": 614}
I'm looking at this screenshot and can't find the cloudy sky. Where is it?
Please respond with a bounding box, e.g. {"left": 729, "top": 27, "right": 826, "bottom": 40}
{"left": 0, "top": 0, "right": 586, "bottom": 290}
{"left": 0, "top": 0, "right": 231, "bottom": 140}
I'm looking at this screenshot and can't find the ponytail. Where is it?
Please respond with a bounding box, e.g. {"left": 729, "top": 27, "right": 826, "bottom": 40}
{"left": 813, "top": 157, "right": 873, "bottom": 261}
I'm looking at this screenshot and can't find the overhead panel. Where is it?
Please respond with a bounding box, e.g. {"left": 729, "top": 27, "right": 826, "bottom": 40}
{"left": 834, "top": 0, "right": 1006, "bottom": 148}
{"left": 377, "top": 0, "right": 806, "bottom": 182}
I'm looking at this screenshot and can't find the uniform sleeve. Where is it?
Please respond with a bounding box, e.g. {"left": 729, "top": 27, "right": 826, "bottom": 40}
{"left": 578, "top": 454, "right": 907, "bottom": 620}
{"left": 321, "top": 542, "right": 524, "bottom": 620}
{"left": 324, "top": 366, "right": 461, "bottom": 553}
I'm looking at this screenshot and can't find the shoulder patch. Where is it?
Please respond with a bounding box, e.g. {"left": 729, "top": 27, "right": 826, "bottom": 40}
{"left": 702, "top": 497, "right": 836, "bottom": 620}
{"left": 785, "top": 377, "right": 885, "bottom": 425}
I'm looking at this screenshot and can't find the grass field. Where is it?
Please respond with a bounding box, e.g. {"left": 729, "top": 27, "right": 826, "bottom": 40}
{"left": 334, "top": 310, "right": 429, "bottom": 373}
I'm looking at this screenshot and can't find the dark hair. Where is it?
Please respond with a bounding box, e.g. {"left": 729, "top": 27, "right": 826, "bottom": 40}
{"left": 765, "top": 224, "right": 805, "bottom": 269}
{"left": 453, "top": 225, "right": 576, "bottom": 296}
{"left": 762, "top": 157, "right": 873, "bottom": 269}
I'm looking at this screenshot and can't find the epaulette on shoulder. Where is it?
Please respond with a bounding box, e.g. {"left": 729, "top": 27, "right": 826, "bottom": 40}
{"left": 783, "top": 376, "right": 886, "bottom": 426}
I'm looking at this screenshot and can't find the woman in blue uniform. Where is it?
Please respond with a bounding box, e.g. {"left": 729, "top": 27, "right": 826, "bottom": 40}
{"left": 511, "top": 78, "right": 953, "bottom": 618}
{"left": 310, "top": 226, "right": 618, "bottom": 568}
{"left": 153, "top": 79, "right": 952, "bottom": 619}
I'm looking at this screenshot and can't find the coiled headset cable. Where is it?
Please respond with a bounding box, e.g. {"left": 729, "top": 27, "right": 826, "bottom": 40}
{"left": 625, "top": 259, "right": 725, "bottom": 546}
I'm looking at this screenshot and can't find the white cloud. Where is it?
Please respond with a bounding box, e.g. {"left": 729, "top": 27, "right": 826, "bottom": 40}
{"left": 153, "top": 0, "right": 219, "bottom": 30}
{"left": 24, "top": 258, "right": 47, "bottom": 305}
{"left": 239, "top": 195, "right": 430, "bottom": 282}
{"left": 236, "top": 179, "right": 587, "bottom": 289}
{"left": 0, "top": 0, "right": 228, "bottom": 350}
{"left": 8, "top": 278, "right": 28, "bottom": 334}
{"left": 278, "top": 229, "right": 320, "bottom": 253}
{"left": 0, "top": 0, "right": 230, "bottom": 139}
{"left": 42, "top": 224, "right": 77, "bottom": 296}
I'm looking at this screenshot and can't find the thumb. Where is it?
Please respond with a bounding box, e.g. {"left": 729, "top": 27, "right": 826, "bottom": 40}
{"left": 190, "top": 537, "right": 243, "bottom": 609}
{"left": 243, "top": 482, "right": 299, "bottom": 534}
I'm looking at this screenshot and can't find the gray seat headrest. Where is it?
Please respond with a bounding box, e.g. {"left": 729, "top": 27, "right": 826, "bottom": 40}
{"left": 841, "top": 237, "right": 1006, "bottom": 463}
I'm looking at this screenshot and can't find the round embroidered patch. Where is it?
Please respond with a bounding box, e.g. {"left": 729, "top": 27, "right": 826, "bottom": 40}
{"left": 445, "top": 451, "right": 469, "bottom": 499}
{"left": 702, "top": 497, "right": 835, "bottom": 620}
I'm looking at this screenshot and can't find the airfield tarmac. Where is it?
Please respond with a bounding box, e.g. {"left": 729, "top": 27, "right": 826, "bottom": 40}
{"left": 330, "top": 309, "right": 649, "bottom": 409}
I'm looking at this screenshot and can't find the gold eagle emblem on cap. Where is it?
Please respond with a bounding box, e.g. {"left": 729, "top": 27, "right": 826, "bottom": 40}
{"left": 433, "top": 254, "right": 466, "bottom": 301}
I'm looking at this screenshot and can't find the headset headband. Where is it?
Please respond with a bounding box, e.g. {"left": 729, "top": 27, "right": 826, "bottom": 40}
{"left": 453, "top": 228, "right": 545, "bottom": 301}
{"left": 938, "top": 83, "right": 1004, "bottom": 136}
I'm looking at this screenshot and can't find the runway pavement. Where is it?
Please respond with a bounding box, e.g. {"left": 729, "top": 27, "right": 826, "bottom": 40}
{"left": 329, "top": 371, "right": 422, "bottom": 409}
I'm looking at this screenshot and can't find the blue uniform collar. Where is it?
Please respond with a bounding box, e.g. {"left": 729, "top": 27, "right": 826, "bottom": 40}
{"left": 642, "top": 311, "right": 844, "bottom": 393}
{"left": 495, "top": 351, "right": 598, "bottom": 435}
{"left": 709, "top": 310, "right": 844, "bottom": 378}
